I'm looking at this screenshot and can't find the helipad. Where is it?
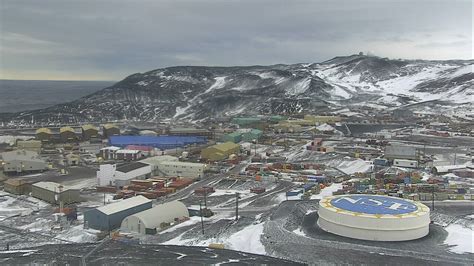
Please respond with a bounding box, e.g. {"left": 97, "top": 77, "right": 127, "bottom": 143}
{"left": 317, "top": 194, "right": 430, "bottom": 241}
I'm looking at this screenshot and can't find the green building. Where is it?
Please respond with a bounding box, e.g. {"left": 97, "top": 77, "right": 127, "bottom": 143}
{"left": 221, "top": 132, "right": 242, "bottom": 143}
{"left": 242, "top": 129, "right": 263, "bottom": 142}
{"left": 269, "top": 115, "right": 288, "bottom": 123}
{"left": 231, "top": 117, "right": 262, "bottom": 128}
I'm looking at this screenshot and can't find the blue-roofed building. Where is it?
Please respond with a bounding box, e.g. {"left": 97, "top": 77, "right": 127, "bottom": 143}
{"left": 109, "top": 136, "right": 207, "bottom": 150}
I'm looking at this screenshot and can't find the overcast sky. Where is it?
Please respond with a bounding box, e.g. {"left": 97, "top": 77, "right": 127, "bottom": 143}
{"left": 0, "top": 0, "right": 472, "bottom": 81}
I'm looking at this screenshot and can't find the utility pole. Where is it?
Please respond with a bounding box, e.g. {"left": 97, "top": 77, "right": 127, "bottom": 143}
{"left": 235, "top": 192, "right": 240, "bottom": 221}
{"left": 204, "top": 190, "right": 207, "bottom": 209}
{"left": 453, "top": 148, "right": 457, "bottom": 165}
{"left": 431, "top": 186, "right": 435, "bottom": 211}
{"left": 199, "top": 202, "right": 204, "bottom": 234}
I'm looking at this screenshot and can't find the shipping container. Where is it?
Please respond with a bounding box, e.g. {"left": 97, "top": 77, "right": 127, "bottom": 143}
{"left": 250, "top": 187, "right": 266, "bottom": 194}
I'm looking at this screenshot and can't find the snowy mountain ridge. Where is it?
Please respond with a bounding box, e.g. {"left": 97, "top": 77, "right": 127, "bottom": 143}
{"left": 0, "top": 54, "right": 472, "bottom": 125}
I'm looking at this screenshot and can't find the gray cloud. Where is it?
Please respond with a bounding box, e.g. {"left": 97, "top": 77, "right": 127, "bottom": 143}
{"left": 0, "top": 0, "right": 472, "bottom": 80}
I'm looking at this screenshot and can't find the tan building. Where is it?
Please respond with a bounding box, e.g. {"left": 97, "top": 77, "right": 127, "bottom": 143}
{"left": 103, "top": 124, "right": 120, "bottom": 138}
{"left": 31, "top": 181, "right": 80, "bottom": 204}
{"left": 17, "top": 140, "right": 42, "bottom": 153}
{"left": 201, "top": 142, "right": 240, "bottom": 161}
{"left": 60, "top": 127, "right": 77, "bottom": 142}
{"left": 4, "top": 178, "right": 33, "bottom": 195}
{"left": 36, "top": 128, "right": 52, "bottom": 142}
{"left": 304, "top": 115, "right": 342, "bottom": 123}
{"left": 81, "top": 124, "right": 99, "bottom": 140}
{"left": 1, "top": 150, "right": 48, "bottom": 174}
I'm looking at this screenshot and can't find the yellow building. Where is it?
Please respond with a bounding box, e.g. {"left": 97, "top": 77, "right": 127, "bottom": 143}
{"left": 17, "top": 140, "right": 42, "bottom": 153}
{"left": 81, "top": 124, "right": 99, "bottom": 140}
{"left": 303, "top": 115, "right": 342, "bottom": 123}
{"left": 103, "top": 124, "right": 120, "bottom": 138}
{"left": 36, "top": 128, "right": 52, "bottom": 142}
{"left": 201, "top": 142, "right": 240, "bottom": 161}
{"left": 273, "top": 123, "right": 303, "bottom": 133}
{"left": 60, "top": 127, "right": 77, "bottom": 142}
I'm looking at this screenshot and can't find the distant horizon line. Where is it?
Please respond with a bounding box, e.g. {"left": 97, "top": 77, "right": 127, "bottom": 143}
{"left": 0, "top": 78, "right": 118, "bottom": 82}
{"left": 1, "top": 54, "right": 472, "bottom": 82}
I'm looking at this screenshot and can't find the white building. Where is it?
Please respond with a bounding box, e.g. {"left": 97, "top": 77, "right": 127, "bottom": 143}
{"left": 140, "top": 156, "right": 207, "bottom": 179}
{"left": 384, "top": 144, "right": 419, "bottom": 160}
{"left": 121, "top": 201, "right": 189, "bottom": 235}
{"left": 1, "top": 149, "right": 48, "bottom": 174}
{"left": 393, "top": 159, "right": 418, "bottom": 168}
{"left": 97, "top": 162, "right": 152, "bottom": 187}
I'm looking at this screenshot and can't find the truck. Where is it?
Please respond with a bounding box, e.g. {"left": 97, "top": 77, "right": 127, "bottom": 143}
{"left": 393, "top": 159, "right": 418, "bottom": 168}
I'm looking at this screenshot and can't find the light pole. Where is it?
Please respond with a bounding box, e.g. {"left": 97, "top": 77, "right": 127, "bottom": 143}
{"left": 199, "top": 202, "right": 204, "bottom": 234}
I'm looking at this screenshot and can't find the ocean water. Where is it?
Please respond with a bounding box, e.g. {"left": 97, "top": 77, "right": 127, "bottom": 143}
{"left": 0, "top": 79, "right": 115, "bottom": 113}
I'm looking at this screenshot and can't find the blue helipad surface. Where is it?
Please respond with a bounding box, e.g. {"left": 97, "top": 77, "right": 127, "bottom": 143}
{"left": 330, "top": 195, "right": 418, "bottom": 215}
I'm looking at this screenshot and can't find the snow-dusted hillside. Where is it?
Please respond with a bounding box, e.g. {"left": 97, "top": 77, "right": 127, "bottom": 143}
{"left": 0, "top": 55, "right": 472, "bottom": 125}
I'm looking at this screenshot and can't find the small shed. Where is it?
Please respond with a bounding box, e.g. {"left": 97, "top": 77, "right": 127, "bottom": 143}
{"left": 121, "top": 201, "right": 189, "bottom": 235}
{"left": 4, "top": 178, "right": 33, "bottom": 195}
{"left": 84, "top": 195, "right": 152, "bottom": 231}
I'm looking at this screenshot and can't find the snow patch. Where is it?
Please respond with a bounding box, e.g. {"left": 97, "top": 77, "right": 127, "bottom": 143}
{"left": 444, "top": 224, "right": 474, "bottom": 254}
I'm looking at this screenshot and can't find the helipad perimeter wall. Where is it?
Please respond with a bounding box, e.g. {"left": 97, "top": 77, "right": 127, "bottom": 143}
{"left": 317, "top": 195, "right": 430, "bottom": 241}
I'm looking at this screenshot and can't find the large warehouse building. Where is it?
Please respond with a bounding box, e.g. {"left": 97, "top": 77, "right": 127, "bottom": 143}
{"left": 1, "top": 150, "right": 48, "bottom": 174}
{"left": 36, "top": 128, "right": 53, "bottom": 142}
{"left": 84, "top": 195, "right": 152, "bottom": 231}
{"left": 96, "top": 162, "right": 152, "bottom": 187}
{"left": 81, "top": 124, "right": 99, "bottom": 140}
{"left": 60, "top": 127, "right": 77, "bottom": 142}
{"left": 201, "top": 142, "right": 240, "bottom": 161}
{"left": 318, "top": 194, "right": 430, "bottom": 241}
{"left": 103, "top": 124, "right": 121, "bottom": 138}
{"left": 140, "top": 155, "right": 207, "bottom": 179}
{"left": 121, "top": 201, "right": 189, "bottom": 235}
{"left": 31, "top": 181, "right": 80, "bottom": 204}
{"left": 108, "top": 136, "right": 207, "bottom": 150}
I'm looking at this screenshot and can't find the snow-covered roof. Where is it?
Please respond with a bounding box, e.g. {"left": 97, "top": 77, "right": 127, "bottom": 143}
{"left": 100, "top": 146, "right": 121, "bottom": 151}
{"left": 97, "top": 195, "right": 151, "bottom": 215}
{"left": 433, "top": 165, "right": 468, "bottom": 174}
{"left": 32, "top": 181, "right": 75, "bottom": 192}
{"left": 139, "top": 155, "right": 179, "bottom": 165}
{"left": 123, "top": 201, "right": 189, "bottom": 229}
{"left": 1, "top": 149, "right": 44, "bottom": 163}
{"left": 115, "top": 149, "right": 141, "bottom": 154}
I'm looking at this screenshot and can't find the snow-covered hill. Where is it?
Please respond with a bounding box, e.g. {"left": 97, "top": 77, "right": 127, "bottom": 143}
{"left": 0, "top": 54, "right": 472, "bottom": 125}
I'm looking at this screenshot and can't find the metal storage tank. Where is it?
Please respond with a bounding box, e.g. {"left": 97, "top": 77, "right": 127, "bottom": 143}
{"left": 60, "top": 127, "right": 77, "bottom": 142}
{"left": 36, "top": 128, "right": 52, "bottom": 142}
{"left": 103, "top": 124, "right": 120, "bottom": 139}
{"left": 84, "top": 195, "right": 152, "bottom": 231}
{"left": 121, "top": 201, "right": 189, "bottom": 235}
{"left": 317, "top": 194, "right": 430, "bottom": 241}
{"left": 81, "top": 124, "right": 99, "bottom": 140}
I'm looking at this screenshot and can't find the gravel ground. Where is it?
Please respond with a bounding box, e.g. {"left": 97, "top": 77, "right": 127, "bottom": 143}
{"left": 0, "top": 241, "right": 304, "bottom": 265}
